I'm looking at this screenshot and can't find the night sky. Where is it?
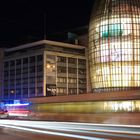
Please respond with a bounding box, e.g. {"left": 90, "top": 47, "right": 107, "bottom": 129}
{"left": 0, "top": 0, "right": 94, "bottom": 47}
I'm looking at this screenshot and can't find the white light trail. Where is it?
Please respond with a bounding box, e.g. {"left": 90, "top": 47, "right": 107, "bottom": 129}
{"left": 0, "top": 123, "right": 106, "bottom": 140}
{"left": 0, "top": 120, "right": 140, "bottom": 139}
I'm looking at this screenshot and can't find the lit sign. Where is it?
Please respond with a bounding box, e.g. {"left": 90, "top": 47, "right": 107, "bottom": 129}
{"left": 14, "top": 100, "right": 20, "bottom": 104}
{"left": 5, "top": 103, "right": 29, "bottom": 107}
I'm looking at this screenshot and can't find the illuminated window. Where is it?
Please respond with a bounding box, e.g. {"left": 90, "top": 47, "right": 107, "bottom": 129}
{"left": 68, "top": 78, "right": 77, "bottom": 84}
{"left": 57, "top": 66, "right": 66, "bottom": 73}
{"left": 57, "top": 56, "right": 66, "bottom": 63}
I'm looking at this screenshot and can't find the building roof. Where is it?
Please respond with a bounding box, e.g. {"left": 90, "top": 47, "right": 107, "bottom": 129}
{"left": 5, "top": 40, "right": 85, "bottom": 52}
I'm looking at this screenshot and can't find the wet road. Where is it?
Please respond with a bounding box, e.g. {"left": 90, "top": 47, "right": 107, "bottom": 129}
{"left": 0, "top": 120, "right": 140, "bottom": 140}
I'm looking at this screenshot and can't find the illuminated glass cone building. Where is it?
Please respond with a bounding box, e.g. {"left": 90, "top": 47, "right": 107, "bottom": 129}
{"left": 89, "top": 0, "right": 140, "bottom": 92}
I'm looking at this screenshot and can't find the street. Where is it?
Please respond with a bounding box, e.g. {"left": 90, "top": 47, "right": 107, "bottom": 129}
{"left": 0, "top": 120, "right": 140, "bottom": 140}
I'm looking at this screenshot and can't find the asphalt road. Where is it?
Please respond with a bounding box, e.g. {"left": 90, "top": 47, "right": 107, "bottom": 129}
{"left": 0, "top": 120, "right": 140, "bottom": 140}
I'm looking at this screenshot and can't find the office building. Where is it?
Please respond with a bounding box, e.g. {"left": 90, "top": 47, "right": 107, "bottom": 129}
{"left": 3, "top": 40, "right": 87, "bottom": 100}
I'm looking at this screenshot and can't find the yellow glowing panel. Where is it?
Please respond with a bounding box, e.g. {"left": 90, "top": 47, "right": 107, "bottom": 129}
{"left": 89, "top": 0, "right": 140, "bottom": 91}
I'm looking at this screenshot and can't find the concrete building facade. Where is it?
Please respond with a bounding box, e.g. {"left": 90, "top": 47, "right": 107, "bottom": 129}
{"left": 2, "top": 40, "right": 87, "bottom": 101}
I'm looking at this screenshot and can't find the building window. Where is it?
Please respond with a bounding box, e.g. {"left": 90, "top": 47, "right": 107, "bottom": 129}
{"left": 16, "top": 89, "right": 21, "bottom": 98}
{"left": 68, "top": 58, "right": 77, "bottom": 64}
{"left": 78, "top": 69, "right": 86, "bottom": 75}
{"left": 10, "top": 60, "right": 15, "bottom": 67}
{"left": 4, "top": 90, "right": 9, "bottom": 98}
{"left": 16, "top": 69, "right": 21, "bottom": 75}
{"left": 29, "top": 78, "right": 35, "bottom": 83}
{"left": 29, "top": 56, "right": 35, "bottom": 63}
{"left": 10, "top": 70, "right": 15, "bottom": 75}
{"left": 29, "top": 66, "right": 35, "bottom": 73}
{"left": 57, "top": 88, "right": 67, "bottom": 95}
{"left": 79, "top": 88, "right": 86, "bottom": 94}
{"left": 16, "top": 59, "right": 21, "bottom": 65}
{"left": 4, "top": 62, "right": 9, "bottom": 68}
{"left": 23, "top": 88, "right": 28, "bottom": 96}
{"left": 37, "top": 87, "right": 43, "bottom": 95}
{"left": 68, "top": 78, "right": 77, "bottom": 84}
{"left": 37, "top": 76, "right": 43, "bottom": 82}
{"left": 79, "top": 78, "right": 86, "bottom": 84}
{"left": 57, "top": 56, "right": 66, "bottom": 63}
{"left": 23, "top": 58, "right": 28, "bottom": 64}
{"left": 68, "top": 88, "right": 77, "bottom": 95}
{"left": 68, "top": 68, "right": 76, "bottom": 74}
{"left": 22, "top": 78, "right": 28, "bottom": 84}
{"left": 4, "top": 71, "right": 8, "bottom": 77}
{"left": 4, "top": 80, "right": 8, "bottom": 87}
{"left": 78, "top": 59, "right": 86, "bottom": 65}
{"left": 29, "top": 88, "right": 35, "bottom": 96}
{"left": 37, "top": 65, "right": 43, "bottom": 72}
{"left": 57, "top": 77, "right": 67, "bottom": 83}
{"left": 22, "top": 68, "right": 28, "bottom": 74}
{"left": 57, "top": 66, "right": 66, "bottom": 73}
{"left": 16, "top": 79, "right": 21, "bottom": 85}
{"left": 37, "top": 55, "right": 43, "bottom": 62}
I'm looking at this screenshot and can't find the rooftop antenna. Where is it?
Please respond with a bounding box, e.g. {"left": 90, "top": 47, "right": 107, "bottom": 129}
{"left": 44, "top": 13, "right": 47, "bottom": 40}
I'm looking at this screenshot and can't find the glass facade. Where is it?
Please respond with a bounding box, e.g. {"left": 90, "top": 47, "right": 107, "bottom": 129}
{"left": 89, "top": 0, "right": 140, "bottom": 92}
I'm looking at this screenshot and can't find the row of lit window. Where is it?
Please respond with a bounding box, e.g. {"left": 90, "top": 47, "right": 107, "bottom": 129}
{"left": 57, "top": 56, "right": 86, "bottom": 65}
{"left": 57, "top": 66, "right": 86, "bottom": 74}
{"left": 89, "top": 18, "right": 140, "bottom": 31}
{"left": 89, "top": 30, "right": 139, "bottom": 39}
{"left": 90, "top": 16, "right": 140, "bottom": 26}
{"left": 50, "top": 88, "right": 86, "bottom": 95}
{"left": 90, "top": 41, "right": 140, "bottom": 48}
{"left": 89, "top": 27, "right": 140, "bottom": 37}
{"left": 89, "top": 39, "right": 140, "bottom": 47}
{"left": 92, "top": 81, "right": 140, "bottom": 88}
{"left": 57, "top": 77, "right": 86, "bottom": 84}
{"left": 92, "top": 56, "right": 140, "bottom": 63}
{"left": 93, "top": 70, "right": 140, "bottom": 75}
{"left": 90, "top": 48, "right": 140, "bottom": 54}
{"left": 93, "top": 65, "right": 140, "bottom": 72}
{"left": 93, "top": 76, "right": 140, "bottom": 81}
{"left": 90, "top": 20, "right": 140, "bottom": 39}
{"left": 94, "top": 51, "right": 135, "bottom": 57}
{"left": 57, "top": 88, "right": 77, "bottom": 95}
{"left": 92, "top": 75, "right": 140, "bottom": 80}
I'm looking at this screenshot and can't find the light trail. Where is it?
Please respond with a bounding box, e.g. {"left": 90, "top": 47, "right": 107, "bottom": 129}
{"left": 0, "top": 120, "right": 140, "bottom": 139}
{"left": 0, "top": 123, "right": 106, "bottom": 140}
{"left": 1, "top": 120, "right": 140, "bottom": 134}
